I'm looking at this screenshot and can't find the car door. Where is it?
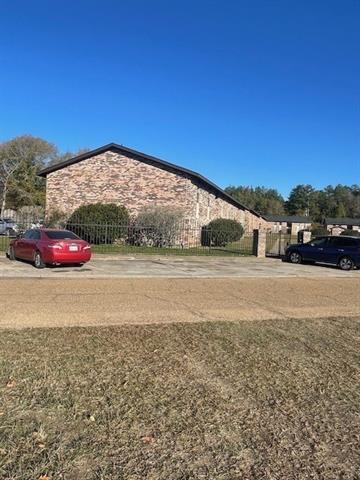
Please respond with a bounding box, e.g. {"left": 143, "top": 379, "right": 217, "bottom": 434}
{"left": 16, "top": 230, "right": 37, "bottom": 259}
{"left": 326, "top": 236, "right": 358, "bottom": 265}
{"left": 22, "top": 229, "right": 40, "bottom": 260}
{"left": 301, "top": 237, "right": 330, "bottom": 262}
{"left": 324, "top": 237, "right": 342, "bottom": 264}
{"left": 0, "top": 220, "right": 5, "bottom": 235}
{"left": 14, "top": 230, "right": 31, "bottom": 258}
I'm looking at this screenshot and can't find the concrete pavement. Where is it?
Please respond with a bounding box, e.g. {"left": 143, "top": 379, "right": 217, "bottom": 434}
{"left": 0, "top": 254, "right": 359, "bottom": 278}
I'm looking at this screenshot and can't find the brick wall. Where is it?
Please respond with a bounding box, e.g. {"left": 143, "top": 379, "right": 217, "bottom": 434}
{"left": 327, "top": 224, "right": 360, "bottom": 236}
{"left": 290, "top": 222, "right": 312, "bottom": 235}
{"left": 269, "top": 221, "right": 312, "bottom": 234}
{"left": 45, "top": 150, "right": 266, "bottom": 232}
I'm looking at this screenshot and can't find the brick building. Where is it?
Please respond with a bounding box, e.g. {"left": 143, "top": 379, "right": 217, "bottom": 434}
{"left": 38, "top": 143, "right": 266, "bottom": 231}
{"left": 324, "top": 217, "right": 360, "bottom": 236}
{"left": 266, "top": 215, "right": 312, "bottom": 235}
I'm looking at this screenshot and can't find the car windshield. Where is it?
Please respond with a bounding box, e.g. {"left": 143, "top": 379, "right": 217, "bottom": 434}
{"left": 45, "top": 230, "right": 80, "bottom": 240}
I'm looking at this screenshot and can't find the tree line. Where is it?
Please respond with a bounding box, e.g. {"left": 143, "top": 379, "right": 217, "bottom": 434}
{"left": 0, "top": 134, "right": 358, "bottom": 222}
{"left": 0, "top": 135, "right": 88, "bottom": 217}
{"left": 226, "top": 184, "right": 360, "bottom": 221}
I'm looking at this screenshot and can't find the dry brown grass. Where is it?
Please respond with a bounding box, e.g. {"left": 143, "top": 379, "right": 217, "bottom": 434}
{"left": 0, "top": 317, "right": 359, "bottom": 479}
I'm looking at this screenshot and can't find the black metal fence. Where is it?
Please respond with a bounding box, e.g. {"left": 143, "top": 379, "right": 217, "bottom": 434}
{"left": 0, "top": 216, "right": 255, "bottom": 256}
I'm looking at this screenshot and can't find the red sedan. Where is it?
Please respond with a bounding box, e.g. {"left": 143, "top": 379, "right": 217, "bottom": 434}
{"left": 7, "top": 228, "right": 92, "bottom": 268}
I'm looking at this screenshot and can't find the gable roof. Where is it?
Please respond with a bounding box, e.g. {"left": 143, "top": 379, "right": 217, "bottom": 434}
{"left": 265, "top": 214, "right": 312, "bottom": 223}
{"left": 325, "top": 217, "right": 360, "bottom": 226}
{"left": 38, "top": 142, "right": 264, "bottom": 219}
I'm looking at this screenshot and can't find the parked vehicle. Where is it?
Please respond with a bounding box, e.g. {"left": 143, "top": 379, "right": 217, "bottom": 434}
{"left": 0, "top": 218, "right": 18, "bottom": 236}
{"left": 30, "top": 219, "right": 44, "bottom": 229}
{"left": 285, "top": 236, "right": 360, "bottom": 270}
{"left": 7, "top": 229, "right": 91, "bottom": 268}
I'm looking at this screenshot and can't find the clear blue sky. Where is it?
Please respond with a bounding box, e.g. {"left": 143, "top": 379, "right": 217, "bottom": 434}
{"left": 0, "top": 0, "right": 359, "bottom": 197}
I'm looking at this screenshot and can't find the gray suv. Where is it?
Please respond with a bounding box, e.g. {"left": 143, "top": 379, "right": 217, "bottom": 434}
{"left": 0, "top": 218, "right": 18, "bottom": 236}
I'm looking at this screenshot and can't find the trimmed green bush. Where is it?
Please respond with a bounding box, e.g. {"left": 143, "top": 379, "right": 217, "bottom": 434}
{"left": 201, "top": 218, "right": 244, "bottom": 247}
{"left": 340, "top": 229, "right": 360, "bottom": 236}
{"left": 67, "top": 203, "right": 129, "bottom": 244}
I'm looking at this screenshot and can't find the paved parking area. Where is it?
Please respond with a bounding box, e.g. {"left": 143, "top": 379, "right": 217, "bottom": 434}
{"left": 0, "top": 254, "right": 358, "bottom": 278}
{"left": 1, "top": 254, "right": 359, "bottom": 329}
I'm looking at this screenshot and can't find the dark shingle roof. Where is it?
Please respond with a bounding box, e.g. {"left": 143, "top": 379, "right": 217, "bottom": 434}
{"left": 38, "top": 143, "right": 264, "bottom": 219}
{"left": 265, "top": 214, "right": 312, "bottom": 223}
{"left": 325, "top": 217, "right": 360, "bottom": 226}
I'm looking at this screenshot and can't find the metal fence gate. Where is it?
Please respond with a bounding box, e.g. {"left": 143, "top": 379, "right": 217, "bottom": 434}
{"left": 266, "top": 232, "right": 298, "bottom": 257}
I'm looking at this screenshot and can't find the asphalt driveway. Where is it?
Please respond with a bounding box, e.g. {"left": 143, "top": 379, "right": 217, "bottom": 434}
{"left": 0, "top": 253, "right": 359, "bottom": 278}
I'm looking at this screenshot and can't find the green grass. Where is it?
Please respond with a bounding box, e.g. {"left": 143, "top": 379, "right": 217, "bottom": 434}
{"left": 91, "top": 243, "right": 252, "bottom": 256}
{"left": 1, "top": 317, "right": 359, "bottom": 479}
{"left": 91, "top": 235, "right": 253, "bottom": 255}
{"left": 0, "top": 237, "right": 10, "bottom": 252}
{"left": 0, "top": 237, "right": 252, "bottom": 256}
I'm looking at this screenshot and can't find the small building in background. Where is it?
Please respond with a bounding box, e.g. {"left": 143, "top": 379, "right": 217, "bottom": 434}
{"left": 324, "top": 218, "right": 360, "bottom": 236}
{"left": 265, "top": 215, "right": 312, "bottom": 235}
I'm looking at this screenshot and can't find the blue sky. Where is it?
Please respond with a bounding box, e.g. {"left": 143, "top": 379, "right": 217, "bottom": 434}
{"left": 0, "top": 0, "right": 359, "bottom": 197}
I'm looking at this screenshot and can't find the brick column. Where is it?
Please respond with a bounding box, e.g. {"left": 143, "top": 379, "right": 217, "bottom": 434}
{"left": 253, "top": 229, "right": 266, "bottom": 258}
{"left": 297, "top": 230, "right": 312, "bottom": 243}
{"left": 302, "top": 231, "right": 312, "bottom": 243}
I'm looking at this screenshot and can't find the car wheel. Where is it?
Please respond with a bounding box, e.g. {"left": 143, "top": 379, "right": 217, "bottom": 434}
{"left": 338, "top": 256, "right": 354, "bottom": 271}
{"left": 7, "top": 246, "right": 16, "bottom": 260}
{"left": 289, "top": 251, "right": 302, "bottom": 264}
{"left": 34, "top": 251, "right": 45, "bottom": 269}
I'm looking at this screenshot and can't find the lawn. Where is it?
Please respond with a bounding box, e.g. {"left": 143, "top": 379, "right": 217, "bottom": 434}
{"left": 0, "top": 237, "right": 10, "bottom": 253}
{"left": 0, "top": 236, "right": 253, "bottom": 256}
{"left": 91, "top": 243, "right": 252, "bottom": 256}
{"left": 0, "top": 317, "right": 359, "bottom": 479}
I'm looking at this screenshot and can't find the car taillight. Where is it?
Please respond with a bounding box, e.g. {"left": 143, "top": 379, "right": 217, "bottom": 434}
{"left": 48, "top": 244, "right": 63, "bottom": 249}
{"left": 83, "top": 245, "right": 91, "bottom": 250}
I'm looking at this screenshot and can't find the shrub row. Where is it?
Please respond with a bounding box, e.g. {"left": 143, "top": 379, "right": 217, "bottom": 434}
{"left": 340, "top": 229, "right": 360, "bottom": 237}
{"left": 310, "top": 225, "right": 360, "bottom": 237}
{"left": 60, "top": 203, "right": 245, "bottom": 247}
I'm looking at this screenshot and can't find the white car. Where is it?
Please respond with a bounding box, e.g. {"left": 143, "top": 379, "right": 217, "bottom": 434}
{"left": 0, "top": 218, "right": 18, "bottom": 236}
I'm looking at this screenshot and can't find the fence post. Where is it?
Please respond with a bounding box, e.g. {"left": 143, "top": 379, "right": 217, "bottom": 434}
{"left": 253, "top": 229, "right": 266, "bottom": 258}
{"left": 279, "top": 231, "right": 282, "bottom": 256}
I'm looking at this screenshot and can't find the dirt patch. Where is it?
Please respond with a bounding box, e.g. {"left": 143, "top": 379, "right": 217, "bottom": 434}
{"left": 1, "top": 277, "right": 360, "bottom": 329}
